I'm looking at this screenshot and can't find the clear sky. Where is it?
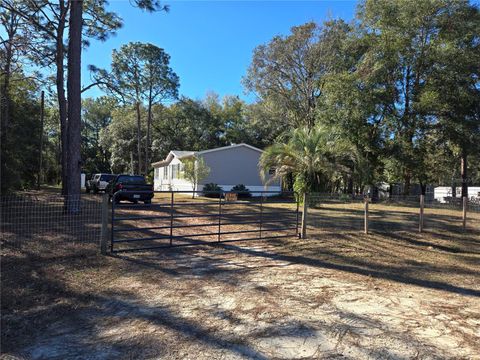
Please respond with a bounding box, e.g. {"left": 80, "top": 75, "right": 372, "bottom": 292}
{"left": 82, "top": 0, "right": 358, "bottom": 102}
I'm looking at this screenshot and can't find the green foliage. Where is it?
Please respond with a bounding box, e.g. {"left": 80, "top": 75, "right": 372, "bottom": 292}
{"left": 91, "top": 42, "right": 179, "bottom": 174}
{"left": 99, "top": 105, "right": 142, "bottom": 174}
{"left": 3, "top": 0, "right": 480, "bottom": 196}
{"left": 231, "top": 184, "right": 251, "bottom": 198}
{"left": 202, "top": 183, "right": 223, "bottom": 198}
{"left": 97, "top": 93, "right": 286, "bottom": 176}
{"left": 92, "top": 42, "right": 179, "bottom": 105}
{"left": 181, "top": 157, "right": 210, "bottom": 195}
{"left": 259, "top": 126, "right": 355, "bottom": 195}
{"left": 244, "top": 21, "right": 352, "bottom": 129}
{"left": 1, "top": 74, "right": 42, "bottom": 191}
{"left": 81, "top": 96, "right": 116, "bottom": 174}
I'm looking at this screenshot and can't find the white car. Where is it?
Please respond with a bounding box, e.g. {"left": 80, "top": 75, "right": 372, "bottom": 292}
{"left": 86, "top": 173, "right": 115, "bottom": 193}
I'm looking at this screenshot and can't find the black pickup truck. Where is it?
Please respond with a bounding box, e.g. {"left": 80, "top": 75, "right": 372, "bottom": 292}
{"left": 106, "top": 174, "right": 154, "bottom": 204}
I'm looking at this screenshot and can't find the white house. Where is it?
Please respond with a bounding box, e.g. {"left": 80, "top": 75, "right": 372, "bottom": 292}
{"left": 151, "top": 143, "right": 281, "bottom": 195}
{"left": 434, "top": 186, "right": 480, "bottom": 203}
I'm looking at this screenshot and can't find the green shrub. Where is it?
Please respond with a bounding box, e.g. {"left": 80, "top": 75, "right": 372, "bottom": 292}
{"left": 231, "top": 184, "right": 252, "bottom": 198}
{"left": 202, "top": 183, "right": 223, "bottom": 198}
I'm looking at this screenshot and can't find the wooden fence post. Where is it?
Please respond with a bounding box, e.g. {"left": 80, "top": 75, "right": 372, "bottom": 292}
{"left": 364, "top": 196, "right": 369, "bottom": 234}
{"left": 100, "top": 194, "right": 109, "bottom": 255}
{"left": 301, "top": 193, "right": 308, "bottom": 239}
{"left": 462, "top": 196, "right": 467, "bottom": 230}
{"left": 419, "top": 194, "right": 425, "bottom": 233}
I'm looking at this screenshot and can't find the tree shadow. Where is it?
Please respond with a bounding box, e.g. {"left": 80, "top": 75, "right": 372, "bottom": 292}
{"left": 215, "top": 242, "right": 480, "bottom": 297}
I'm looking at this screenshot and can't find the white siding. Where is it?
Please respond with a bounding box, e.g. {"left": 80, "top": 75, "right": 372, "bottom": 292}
{"left": 154, "top": 156, "right": 193, "bottom": 191}
{"left": 434, "top": 186, "right": 480, "bottom": 203}
{"left": 152, "top": 145, "right": 282, "bottom": 196}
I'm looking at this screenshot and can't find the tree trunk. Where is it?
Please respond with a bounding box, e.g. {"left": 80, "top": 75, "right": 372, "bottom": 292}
{"left": 348, "top": 177, "right": 354, "bottom": 198}
{"left": 135, "top": 101, "right": 142, "bottom": 174}
{"left": 66, "top": 0, "right": 83, "bottom": 212}
{"left": 403, "top": 171, "right": 411, "bottom": 196}
{"left": 37, "top": 91, "right": 45, "bottom": 189}
{"left": 145, "top": 85, "right": 152, "bottom": 176}
{"left": 420, "top": 183, "right": 426, "bottom": 196}
{"left": 0, "top": 43, "right": 12, "bottom": 191}
{"left": 461, "top": 149, "right": 468, "bottom": 198}
{"left": 0, "top": 12, "right": 15, "bottom": 192}
{"left": 130, "top": 151, "right": 134, "bottom": 174}
{"left": 56, "top": 1, "right": 68, "bottom": 195}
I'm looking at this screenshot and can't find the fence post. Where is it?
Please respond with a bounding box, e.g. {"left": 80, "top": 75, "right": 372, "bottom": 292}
{"left": 419, "top": 194, "right": 425, "bottom": 233}
{"left": 295, "top": 193, "right": 300, "bottom": 238}
{"left": 218, "top": 192, "right": 222, "bottom": 242}
{"left": 364, "top": 196, "right": 369, "bottom": 234}
{"left": 259, "top": 192, "right": 263, "bottom": 239}
{"left": 462, "top": 196, "right": 467, "bottom": 230}
{"left": 301, "top": 193, "right": 308, "bottom": 239}
{"left": 170, "top": 192, "right": 174, "bottom": 246}
{"left": 100, "top": 194, "right": 109, "bottom": 255}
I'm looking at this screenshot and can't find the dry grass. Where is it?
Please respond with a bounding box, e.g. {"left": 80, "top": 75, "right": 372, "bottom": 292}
{"left": 1, "top": 193, "right": 479, "bottom": 359}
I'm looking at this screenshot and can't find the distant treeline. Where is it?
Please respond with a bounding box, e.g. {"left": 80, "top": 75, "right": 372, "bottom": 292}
{"left": 1, "top": 0, "right": 479, "bottom": 196}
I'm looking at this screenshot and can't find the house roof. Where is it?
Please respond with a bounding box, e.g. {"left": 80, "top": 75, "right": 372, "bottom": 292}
{"left": 171, "top": 150, "right": 195, "bottom": 158}
{"left": 196, "top": 143, "right": 263, "bottom": 155}
{"left": 151, "top": 143, "right": 263, "bottom": 168}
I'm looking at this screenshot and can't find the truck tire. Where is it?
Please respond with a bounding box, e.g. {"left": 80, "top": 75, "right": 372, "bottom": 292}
{"left": 86, "top": 187, "right": 90, "bottom": 193}
{"left": 93, "top": 187, "right": 98, "bottom": 194}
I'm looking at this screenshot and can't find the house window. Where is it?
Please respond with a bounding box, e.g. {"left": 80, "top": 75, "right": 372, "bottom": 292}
{"left": 163, "top": 167, "right": 168, "bottom": 180}
{"left": 172, "top": 164, "right": 179, "bottom": 179}
{"left": 154, "top": 168, "right": 159, "bottom": 179}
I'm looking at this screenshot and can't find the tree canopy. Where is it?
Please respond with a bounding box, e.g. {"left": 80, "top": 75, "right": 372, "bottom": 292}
{"left": 2, "top": 0, "right": 479, "bottom": 199}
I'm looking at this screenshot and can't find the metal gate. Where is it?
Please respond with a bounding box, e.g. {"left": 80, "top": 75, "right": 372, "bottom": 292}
{"left": 110, "top": 190, "right": 299, "bottom": 253}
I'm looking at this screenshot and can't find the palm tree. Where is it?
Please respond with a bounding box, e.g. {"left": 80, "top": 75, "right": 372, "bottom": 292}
{"left": 259, "top": 126, "right": 354, "bottom": 194}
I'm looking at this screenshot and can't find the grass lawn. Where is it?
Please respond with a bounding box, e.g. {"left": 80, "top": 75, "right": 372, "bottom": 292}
{"left": 1, "top": 193, "right": 479, "bottom": 359}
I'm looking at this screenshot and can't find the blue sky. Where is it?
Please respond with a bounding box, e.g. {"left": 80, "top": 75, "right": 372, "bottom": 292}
{"left": 82, "top": 0, "right": 357, "bottom": 102}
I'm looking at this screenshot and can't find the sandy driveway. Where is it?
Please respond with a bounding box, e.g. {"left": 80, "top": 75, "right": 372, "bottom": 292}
{"left": 3, "top": 233, "right": 478, "bottom": 360}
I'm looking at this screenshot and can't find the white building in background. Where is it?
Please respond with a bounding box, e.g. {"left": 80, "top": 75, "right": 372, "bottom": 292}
{"left": 434, "top": 186, "right": 480, "bottom": 203}
{"left": 151, "top": 143, "right": 281, "bottom": 195}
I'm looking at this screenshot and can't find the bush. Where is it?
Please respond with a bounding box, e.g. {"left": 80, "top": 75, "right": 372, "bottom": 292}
{"left": 202, "top": 183, "right": 223, "bottom": 198}
{"left": 231, "top": 184, "right": 252, "bottom": 198}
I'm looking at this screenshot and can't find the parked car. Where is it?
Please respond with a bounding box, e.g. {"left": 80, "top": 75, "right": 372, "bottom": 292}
{"left": 106, "top": 174, "right": 154, "bottom": 204}
{"left": 86, "top": 173, "right": 116, "bottom": 193}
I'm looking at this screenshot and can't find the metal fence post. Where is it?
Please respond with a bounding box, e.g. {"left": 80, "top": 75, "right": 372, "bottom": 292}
{"left": 364, "top": 196, "right": 369, "bottom": 234}
{"left": 301, "top": 193, "right": 308, "bottom": 239}
{"left": 170, "top": 192, "right": 174, "bottom": 246}
{"left": 218, "top": 192, "right": 222, "bottom": 242}
{"left": 110, "top": 194, "right": 115, "bottom": 253}
{"left": 100, "top": 194, "right": 109, "bottom": 255}
{"left": 259, "top": 192, "right": 264, "bottom": 239}
{"left": 462, "top": 196, "right": 467, "bottom": 230}
{"left": 295, "top": 193, "right": 300, "bottom": 238}
{"left": 419, "top": 194, "right": 424, "bottom": 233}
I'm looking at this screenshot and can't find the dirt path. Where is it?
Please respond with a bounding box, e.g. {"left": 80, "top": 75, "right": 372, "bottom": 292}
{"left": 5, "top": 236, "right": 479, "bottom": 360}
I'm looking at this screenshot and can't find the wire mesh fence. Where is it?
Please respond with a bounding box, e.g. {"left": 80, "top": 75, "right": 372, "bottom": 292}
{"left": 1, "top": 194, "right": 102, "bottom": 254}
{"left": 306, "top": 193, "right": 365, "bottom": 235}
{"left": 424, "top": 197, "right": 480, "bottom": 233}
{"left": 369, "top": 195, "right": 422, "bottom": 232}
{"left": 306, "top": 193, "right": 480, "bottom": 235}
{"left": 1, "top": 191, "right": 478, "bottom": 256}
